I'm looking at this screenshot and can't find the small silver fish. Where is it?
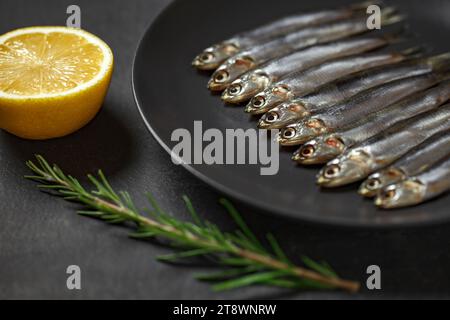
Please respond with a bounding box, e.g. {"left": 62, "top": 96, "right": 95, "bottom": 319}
{"left": 293, "top": 80, "right": 450, "bottom": 164}
{"left": 220, "top": 35, "right": 394, "bottom": 101}
{"left": 210, "top": 10, "right": 401, "bottom": 91}
{"left": 193, "top": 5, "right": 370, "bottom": 70}
{"left": 245, "top": 47, "right": 417, "bottom": 115}
{"left": 258, "top": 54, "right": 450, "bottom": 129}
{"left": 317, "top": 104, "right": 450, "bottom": 188}
{"left": 278, "top": 72, "right": 448, "bottom": 146}
{"left": 360, "top": 130, "right": 450, "bottom": 197}
{"left": 375, "top": 154, "right": 450, "bottom": 209}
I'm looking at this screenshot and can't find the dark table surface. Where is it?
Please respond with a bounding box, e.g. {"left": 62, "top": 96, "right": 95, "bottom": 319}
{"left": 0, "top": 0, "right": 449, "bottom": 300}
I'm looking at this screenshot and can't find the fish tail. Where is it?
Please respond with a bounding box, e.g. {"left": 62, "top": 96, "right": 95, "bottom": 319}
{"left": 427, "top": 53, "right": 450, "bottom": 73}
{"left": 381, "top": 7, "right": 406, "bottom": 26}
{"left": 400, "top": 46, "right": 426, "bottom": 60}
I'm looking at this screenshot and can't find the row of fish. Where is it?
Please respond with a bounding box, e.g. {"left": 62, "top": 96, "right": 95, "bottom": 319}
{"left": 192, "top": 2, "right": 450, "bottom": 209}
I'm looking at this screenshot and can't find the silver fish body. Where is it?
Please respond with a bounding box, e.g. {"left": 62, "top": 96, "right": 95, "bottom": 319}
{"left": 360, "top": 130, "right": 450, "bottom": 197}
{"left": 375, "top": 154, "right": 450, "bottom": 209}
{"left": 294, "top": 81, "right": 450, "bottom": 164}
{"left": 210, "top": 12, "right": 400, "bottom": 91}
{"left": 278, "top": 73, "right": 448, "bottom": 146}
{"left": 193, "top": 6, "right": 368, "bottom": 70}
{"left": 259, "top": 54, "right": 450, "bottom": 129}
{"left": 220, "top": 35, "right": 391, "bottom": 100}
{"left": 317, "top": 104, "right": 450, "bottom": 188}
{"left": 246, "top": 49, "right": 414, "bottom": 115}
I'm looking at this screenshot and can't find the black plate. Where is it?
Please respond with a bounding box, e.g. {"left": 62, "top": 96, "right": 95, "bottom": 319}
{"left": 133, "top": 0, "right": 450, "bottom": 227}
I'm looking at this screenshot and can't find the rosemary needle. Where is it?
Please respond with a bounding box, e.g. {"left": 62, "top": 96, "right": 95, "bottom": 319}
{"left": 25, "top": 155, "right": 359, "bottom": 293}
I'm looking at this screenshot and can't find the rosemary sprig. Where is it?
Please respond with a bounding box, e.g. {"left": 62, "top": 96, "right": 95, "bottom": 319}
{"left": 25, "top": 155, "right": 360, "bottom": 293}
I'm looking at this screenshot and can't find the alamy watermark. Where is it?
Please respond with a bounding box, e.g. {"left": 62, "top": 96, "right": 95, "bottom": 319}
{"left": 170, "top": 121, "right": 280, "bottom": 176}
{"left": 66, "top": 5, "right": 81, "bottom": 28}
{"left": 366, "top": 5, "right": 381, "bottom": 30}
{"left": 366, "top": 265, "right": 382, "bottom": 290}
{"left": 66, "top": 265, "right": 81, "bottom": 290}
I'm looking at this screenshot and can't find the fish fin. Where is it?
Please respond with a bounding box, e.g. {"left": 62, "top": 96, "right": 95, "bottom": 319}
{"left": 380, "top": 6, "right": 398, "bottom": 17}
{"left": 426, "top": 53, "right": 450, "bottom": 73}
{"left": 400, "top": 46, "right": 427, "bottom": 60}
{"left": 381, "top": 14, "right": 406, "bottom": 27}
{"left": 380, "top": 7, "right": 406, "bottom": 26}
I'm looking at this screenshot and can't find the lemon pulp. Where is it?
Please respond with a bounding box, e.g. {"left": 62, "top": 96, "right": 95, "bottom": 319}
{"left": 0, "top": 27, "right": 113, "bottom": 139}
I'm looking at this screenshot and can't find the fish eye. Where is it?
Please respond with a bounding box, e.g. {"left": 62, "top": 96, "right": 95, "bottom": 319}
{"left": 252, "top": 95, "right": 266, "bottom": 108}
{"left": 201, "top": 53, "right": 214, "bottom": 62}
{"left": 324, "top": 164, "right": 340, "bottom": 178}
{"left": 228, "top": 83, "right": 242, "bottom": 95}
{"left": 300, "top": 145, "right": 315, "bottom": 158}
{"left": 381, "top": 187, "right": 396, "bottom": 200}
{"left": 214, "top": 70, "right": 229, "bottom": 83}
{"left": 366, "top": 178, "right": 381, "bottom": 190}
{"left": 282, "top": 127, "right": 296, "bottom": 139}
{"left": 265, "top": 111, "right": 279, "bottom": 123}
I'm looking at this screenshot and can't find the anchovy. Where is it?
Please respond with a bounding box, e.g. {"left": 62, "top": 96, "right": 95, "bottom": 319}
{"left": 360, "top": 130, "right": 450, "bottom": 197}
{"left": 245, "top": 47, "right": 417, "bottom": 115}
{"left": 278, "top": 73, "right": 448, "bottom": 146}
{"left": 258, "top": 54, "right": 450, "bottom": 129}
{"left": 316, "top": 104, "right": 450, "bottom": 188}
{"left": 193, "top": 4, "right": 373, "bottom": 70}
{"left": 375, "top": 154, "right": 450, "bottom": 209}
{"left": 293, "top": 80, "right": 450, "bottom": 164}
{"left": 210, "top": 11, "right": 401, "bottom": 91}
{"left": 220, "top": 35, "right": 394, "bottom": 100}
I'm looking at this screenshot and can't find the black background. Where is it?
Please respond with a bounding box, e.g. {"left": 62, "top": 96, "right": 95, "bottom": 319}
{"left": 0, "top": 0, "right": 449, "bottom": 299}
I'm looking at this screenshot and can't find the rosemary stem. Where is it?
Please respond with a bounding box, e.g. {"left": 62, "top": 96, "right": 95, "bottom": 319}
{"left": 93, "top": 194, "right": 360, "bottom": 292}
{"left": 239, "top": 249, "right": 360, "bottom": 292}
{"left": 25, "top": 156, "right": 360, "bottom": 293}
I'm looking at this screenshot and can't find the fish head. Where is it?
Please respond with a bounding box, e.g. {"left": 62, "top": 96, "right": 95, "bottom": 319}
{"left": 375, "top": 179, "right": 425, "bottom": 209}
{"left": 258, "top": 101, "right": 308, "bottom": 129}
{"left": 359, "top": 168, "right": 405, "bottom": 198}
{"left": 245, "top": 84, "right": 292, "bottom": 114}
{"left": 193, "top": 42, "right": 239, "bottom": 71}
{"left": 277, "top": 118, "right": 326, "bottom": 146}
{"left": 221, "top": 70, "right": 270, "bottom": 103}
{"left": 317, "top": 150, "right": 371, "bottom": 188}
{"left": 293, "top": 134, "right": 345, "bottom": 165}
{"left": 209, "top": 67, "right": 233, "bottom": 92}
{"left": 210, "top": 55, "right": 255, "bottom": 92}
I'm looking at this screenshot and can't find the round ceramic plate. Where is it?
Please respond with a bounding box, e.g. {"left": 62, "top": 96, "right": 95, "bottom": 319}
{"left": 133, "top": 0, "right": 450, "bottom": 227}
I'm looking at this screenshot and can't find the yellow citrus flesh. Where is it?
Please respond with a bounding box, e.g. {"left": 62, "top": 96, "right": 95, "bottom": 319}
{"left": 0, "top": 27, "right": 113, "bottom": 139}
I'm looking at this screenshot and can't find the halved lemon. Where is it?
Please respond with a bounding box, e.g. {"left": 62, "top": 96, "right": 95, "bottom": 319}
{"left": 0, "top": 26, "right": 113, "bottom": 139}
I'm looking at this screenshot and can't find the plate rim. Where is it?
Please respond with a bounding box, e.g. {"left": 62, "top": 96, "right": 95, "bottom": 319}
{"left": 131, "top": 0, "right": 450, "bottom": 229}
